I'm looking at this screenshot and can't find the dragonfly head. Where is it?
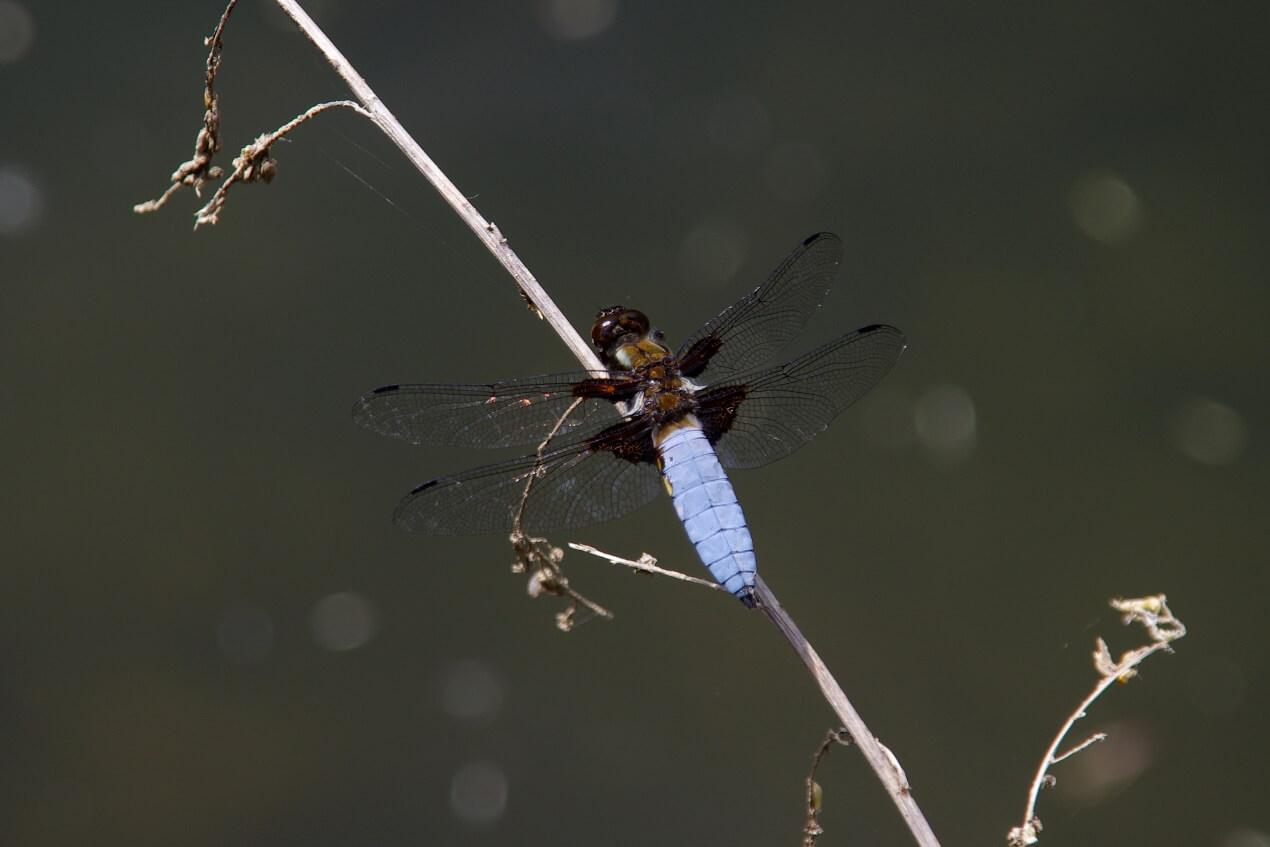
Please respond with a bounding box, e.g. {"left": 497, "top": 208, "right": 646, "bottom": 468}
{"left": 592, "top": 307, "right": 669, "bottom": 370}
{"left": 592, "top": 306, "right": 648, "bottom": 349}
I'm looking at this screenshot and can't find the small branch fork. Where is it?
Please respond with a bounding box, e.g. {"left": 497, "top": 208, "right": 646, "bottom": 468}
{"left": 135, "top": 0, "right": 600, "bottom": 374}
{"left": 133, "top": 0, "right": 372, "bottom": 225}
{"left": 568, "top": 544, "right": 727, "bottom": 594}
{"left": 1006, "top": 595, "right": 1187, "bottom": 847}
{"left": 132, "top": 0, "right": 237, "bottom": 214}
{"left": 138, "top": 99, "right": 372, "bottom": 226}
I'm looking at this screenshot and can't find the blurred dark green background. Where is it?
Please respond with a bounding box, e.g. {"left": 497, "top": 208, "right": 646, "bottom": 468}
{"left": 2, "top": 1, "right": 1267, "bottom": 844}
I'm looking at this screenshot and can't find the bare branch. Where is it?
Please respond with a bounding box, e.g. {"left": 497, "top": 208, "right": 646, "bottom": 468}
{"left": 567, "top": 544, "right": 728, "bottom": 594}
{"left": 272, "top": 0, "right": 602, "bottom": 374}
{"left": 563, "top": 547, "right": 939, "bottom": 844}
{"left": 508, "top": 533, "right": 614, "bottom": 632}
{"left": 560, "top": 548, "right": 939, "bottom": 844}
{"left": 1051, "top": 732, "right": 1107, "bottom": 765}
{"left": 139, "top": 0, "right": 601, "bottom": 374}
{"left": 193, "top": 100, "right": 371, "bottom": 227}
{"left": 755, "top": 577, "right": 941, "bottom": 847}
{"left": 1006, "top": 594, "right": 1186, "bottom": 847}
{"left": 802, "top": 729, "right": 852, "bottom": 846}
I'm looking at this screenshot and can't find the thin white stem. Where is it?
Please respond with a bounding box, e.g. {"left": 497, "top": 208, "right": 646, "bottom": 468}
{"left": 1008, "top": 595, "right": 1185, "bottom": 847}
{"left": 568, "top": 544, "right": 728, "bottom": 593}
{"left": 1016, "top": 640, "right": 1170, "bottom": 834}
{"left": 754, "top": 577, "right": 941, "bottom": 847}
{"left": 1019, "top": 671, "right": 1117, "bottom": 827}
{"left": 564, "top": 551, "right": 939, "bottom": 843}
{"left": 194, "top": 100, "right": 371, "bottom": 226}
{"left": 1052, "top": 732, "right": 1107, "bottom": 765}
{"left": 272, "top": 0, "right": 603, "bottom": 375}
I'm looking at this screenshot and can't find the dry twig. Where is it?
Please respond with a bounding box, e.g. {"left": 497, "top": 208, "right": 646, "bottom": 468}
{"left": 133, "top": 0, "right": 236, "bottom": 216}
{"left": 195, "top": 100, "right": 371, "bottom": 227}
{"left": 509, "top": 397, "right": 613, "bottom": 630}
{"left": 1006, "top": 594, "right": 1186, "bottom": 847}
{"left": 802, "top": 729, "right": 852, "bottom": 845}
{"left": 568, "top": 544, "right": 728, "bottom": 594}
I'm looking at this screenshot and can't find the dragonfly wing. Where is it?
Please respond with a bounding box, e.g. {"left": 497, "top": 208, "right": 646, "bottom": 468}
{"left": 676, "top": 233, "right": 843, "bottom": 382}
{"left": 699, "top": 323, "right": 906, "bottom": 470}
{"left": 393, "top": 421, "right": 663, "bottom": 535}
{"left": 352, "top": 372, "right": 619, "bottom": 449}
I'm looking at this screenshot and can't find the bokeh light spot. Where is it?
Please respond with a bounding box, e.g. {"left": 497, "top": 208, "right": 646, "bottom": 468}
{"left": 538, "top": 0, "right": 618, "bottom": 40}
{"left": 1171, "top": 397, "right": 1247, "bottom": 465}
{"left": 1056, "top": 718, "right": 1156, "bottom": 805}
{"left": 0, "top": 1, "right": 35, "bottom": 64}
{"left": 913, "top": 383, "right": 977, "bottom": 465}
{"left": 309, "top": 591, "right": 377, "bottom": 652}
{"left": 440, "top": 660, "right": 504, "bottom": 721}
{"left": 0, "top": 164, "right": 43, "bottom": 236}
{"left": 1069, "top": 170, "right": 1142, "bottom": 243}
{"left": 1220, "top": 829, "right": 1270, "bottom": 847}
{"left": 449, "top": 759, "right": 508, "bottom": 826}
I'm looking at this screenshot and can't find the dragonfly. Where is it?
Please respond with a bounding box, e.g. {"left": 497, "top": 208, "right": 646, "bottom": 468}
{"left": 353, "top": 232, "right": 905, "bottom": 607}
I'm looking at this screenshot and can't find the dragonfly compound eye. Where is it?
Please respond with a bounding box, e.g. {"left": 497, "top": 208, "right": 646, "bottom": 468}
{"left": 591, "top": 307, "right": 650, "bottom": 350}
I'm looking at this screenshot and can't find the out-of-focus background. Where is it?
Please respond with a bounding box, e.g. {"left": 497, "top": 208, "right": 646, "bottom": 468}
{"left": 2, "top": 1, "right": 1267, "bottom": 844}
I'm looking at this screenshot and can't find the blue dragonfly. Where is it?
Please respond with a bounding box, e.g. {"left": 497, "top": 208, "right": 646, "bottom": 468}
{"left": 354, "top": 233, "right": 905, "bottom": 606}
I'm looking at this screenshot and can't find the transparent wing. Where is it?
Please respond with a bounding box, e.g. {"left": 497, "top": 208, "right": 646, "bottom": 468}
{"left": 700, "top": 324, "right": 906, "bottom": 470}
{"left": 392, "top": 420, "right": 663, "bottom": 535}
{"left": 676, "top": 232, "right": 843, "bottom": 382}
{"left": 352, "top": 372, "right": 620, "bottom": 449}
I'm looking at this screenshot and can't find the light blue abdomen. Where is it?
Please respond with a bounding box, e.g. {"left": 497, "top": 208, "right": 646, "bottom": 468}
{"left": 657, "top": 424, "right": 757, "bottom": 606}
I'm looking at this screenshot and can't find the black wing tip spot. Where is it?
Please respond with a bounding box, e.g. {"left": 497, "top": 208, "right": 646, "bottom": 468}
{"left": 408, "top": 479, "right": 441, "bottom": 495}
{"left": 395, "top": 482, "right": 442, "bottom": 533}
{"left": 803, "top": 231, "right": 837, "bottom": 246}
{"left": 372, "top": 384, "right": 403, "bottom": 395}
{"left": 859, "top": 323, "right": 906, "bottom": 340}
